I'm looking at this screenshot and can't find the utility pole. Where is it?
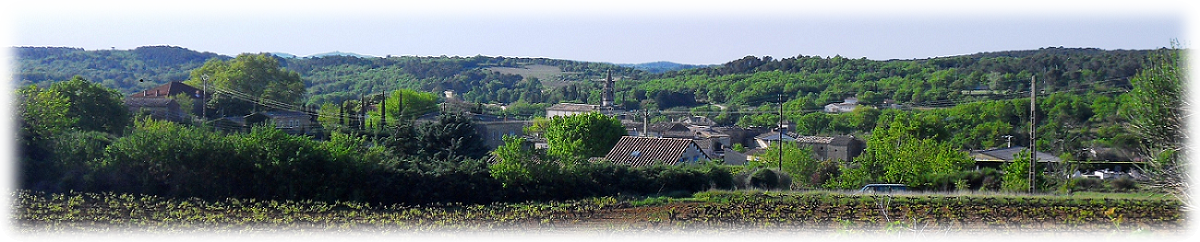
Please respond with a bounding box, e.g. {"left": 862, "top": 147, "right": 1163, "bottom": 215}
{"left": 380, "top": 92, "right": 386, "bottom": 129}
{"left": 1029, "top": 75, "right": 1037, "bottom": 193}
{"left": 778, "top": 94, "right": 784, "bottom": 171}
{"left": 357, "top": 94, "right": 362, "bottom": 130}
{"left": 201, "top": 74, "right": 208, "bottom": 120}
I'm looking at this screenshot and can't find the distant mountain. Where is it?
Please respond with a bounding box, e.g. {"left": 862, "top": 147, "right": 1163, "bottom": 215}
{"left": 617, "top": 61, "right": 711, "bottom": 73}
{"left": 305, "top": 51, "right": 374, "bottom": 59}
{"left": 269, "top": 52, "right": 298, "bottom": 58}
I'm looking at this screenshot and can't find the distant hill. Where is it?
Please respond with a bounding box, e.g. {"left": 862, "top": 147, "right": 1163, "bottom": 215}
{"left": 13, "top": 46, "right": 642, "bottom": 105}
{"left": 617, "top": 61, "right": 711, "bottom": 73}
{"left": 269, "top": 52, "right": 298, "bottom": 58}
{"left": 305, "top": 51, "right": 375, "bottom": 59}
{"left": 14, "top": 45, "right": 228, "bottom": 93}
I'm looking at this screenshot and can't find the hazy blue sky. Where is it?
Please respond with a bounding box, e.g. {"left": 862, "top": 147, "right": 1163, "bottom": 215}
{"left": 4, "top": 1, "right": 1193, "bottom": 65}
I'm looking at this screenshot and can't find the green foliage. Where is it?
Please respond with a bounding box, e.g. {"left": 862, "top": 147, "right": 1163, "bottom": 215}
{"left": 366, "top": 89, "right": 439, "bottom": 128}
{"left": 748, "top": 143, "right": 827, "bottom": 188}
{"left": 1001, "top": 150, "right": 1032, "bottom": 193}
{"left": 17, "top": 84, "right": 76, "bottom": 146}
{"left": 413, "top": 113, "right": 488, "bottom": 161}
{"left": 48, "top": 76, "right": 131, "bottom": 134}
{"left": 837, "top": 112, "right": 974, "bottom": 190}
{"left": 16, "top": 46, "right": 225, "bottom": 94}
{"left": 188, "top": 53, "right": 305, "bottom": 116}
{"left": 490, "top": 135, "right": 553, "bottom": 188}
{"left": 1125, "top": 45, "right": 1185, "bottom": 192}
{"left": 542, "top": 112, "right": 626, "bottom": 162}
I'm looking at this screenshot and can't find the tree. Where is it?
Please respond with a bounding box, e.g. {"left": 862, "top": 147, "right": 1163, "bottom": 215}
{"left": 414, "top": 112, "right": 487, "bottom": 161}
{"left": 366, "top": 89, "right": 439, "bottom": 128}
{"left": 748, "top": 143, "right": 821, "bottom": 188}
{"left": 49, "top": 76, "right": 130, "bottom": 134}
{"left": 835, "top": 111, "right": 974, "bottom": 190}
{"left": 17, "top": 85, "right": 75, "bottom": 146}
{"left": 188, "top": 53, "right": 305, "bottom": 116}
{"left": 1125, "top": 44, "right": 1186, "bottom": 200}
{"left": 542, "top": 112, "right": 626, "bottom": 162}
{"left": 490, "top": 135, "right": 557, "bottom": 188}
{"left": 1001, "top": 150, "right": 1032, "bottom": 193}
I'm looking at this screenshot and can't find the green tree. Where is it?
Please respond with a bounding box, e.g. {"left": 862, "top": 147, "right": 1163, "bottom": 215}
{"left": 188, "top": 53, "right": 305, "bottom": 116}
{"left": 17, "top": 85, "right": 75, "bottom": 147}
{"left": 1001, "top": 150, "right": 1032, "bottom": 193}
{"left": 49, "top": 76, "right": 131, "bottom": 134}
{"left": 748, "top": 143, "right": 821, "bottom": 188}
{"left": 542, "top": 112, "right": 626, "bottom": 162}
{"left": 366, "top": 89, "right": 439, "bottom": 128}
{"left": 1125, "top": 44, "right": 1186, "bottom": 198}
{"left": 490, "top": 135, "right": 557, "bottom": 188}
{"left": 414, "top": 112, "right": 488, "bottom": 161}
{"left": 836, "top": 111, "right": 973, "bottom": 190}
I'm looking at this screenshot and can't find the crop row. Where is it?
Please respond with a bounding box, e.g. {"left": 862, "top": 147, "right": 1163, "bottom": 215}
{"left": 14, "top": 190, "right": 1185, "bottom": 234}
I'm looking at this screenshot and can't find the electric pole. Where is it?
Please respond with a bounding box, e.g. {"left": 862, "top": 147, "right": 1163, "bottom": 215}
{"left": 1029, "top": 76, "right": 1037, "bottom": 193}
{"left": 778, "top": 94, "right": 784, "bottom": 171}
{"left": 201, "top": 74, "right": 208, "bottom": 120}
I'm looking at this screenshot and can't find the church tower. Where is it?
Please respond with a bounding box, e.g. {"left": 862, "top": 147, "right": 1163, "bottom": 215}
{"left": 601, "top": 70, "right": 615, "bottom": 109}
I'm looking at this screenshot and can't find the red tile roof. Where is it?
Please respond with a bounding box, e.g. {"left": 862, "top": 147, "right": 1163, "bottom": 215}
{"left": 130, "top": 81, "right": 207, "bottom": 98}
{"left": 604, "top": 136, "right": 708, "bottom": 167}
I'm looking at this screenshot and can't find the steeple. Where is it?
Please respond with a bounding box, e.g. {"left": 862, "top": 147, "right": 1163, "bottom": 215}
{"left": 601, "top": 70, "right": 615, "bottom": 109}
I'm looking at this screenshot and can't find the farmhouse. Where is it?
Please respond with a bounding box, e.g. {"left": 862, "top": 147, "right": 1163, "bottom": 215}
{"left": 125, "top": 81, "right": 209, "bottom": 122}
{"left": 823, "top": 97, "right": 859, "bottom": 113}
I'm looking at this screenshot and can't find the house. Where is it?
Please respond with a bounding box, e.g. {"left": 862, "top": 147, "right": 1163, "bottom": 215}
{"left": 216, "top": 111, "right": 315, "bottom": 135}
{"left": 546, "top": 103, "right": 599, "bottom": 118}
{"left": 969, "top": 146, "right": 1061, "bottom": 168}
{"left": 753, "top": 131, "right": 797, "bottom": 148}
{"left": 475, "top": 120, "right": 531, "bottom": 149}
{"left": 824, "top": 97, "right": 859, "bottom": 113}
{"left": 800, "top": 135, "right": 864, "bottom": 162}
{"left": 752, "top": 132, "right": 865, "bottom": 162}
{"left": 674, "top": 116, "right": 717, "bottom": 126}
{"left": 125, "top": 97, "right": 186, "bottom": 122}
{"left": 604, "top": 136, "right": 711, "bottom": 168}
{"left": 128, "top": 81, "right": 208, "bottom": 116}
{"left": 646, "top": 122, "right": 694, "bottom": 139}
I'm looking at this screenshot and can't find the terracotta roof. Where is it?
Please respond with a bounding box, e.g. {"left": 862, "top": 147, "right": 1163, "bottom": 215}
{"left": 604, "top": 136, "right": 708, "bottom": 167}
{"left": 130, "top": 81, "right": 207, "bottom": 98}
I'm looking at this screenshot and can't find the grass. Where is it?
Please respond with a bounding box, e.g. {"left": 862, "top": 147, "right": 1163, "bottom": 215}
{"left": 485, "top": 64, "right": 571, "bottom": 82}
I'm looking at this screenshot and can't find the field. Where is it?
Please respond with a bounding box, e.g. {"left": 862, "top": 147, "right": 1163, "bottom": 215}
{"left": 14, "top": 190, "right": 1185, "bottom": 236}
{"left": 486, "top": 65, "right": 570, "bottom": 82}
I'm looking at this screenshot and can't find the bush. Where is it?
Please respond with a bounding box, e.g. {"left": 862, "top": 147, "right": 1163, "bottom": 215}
{"left": 1109, "top": 177, "right": 1137, "bottom": 191}
{"left": 739, "top": 168, "right": 790, "bottom": 190}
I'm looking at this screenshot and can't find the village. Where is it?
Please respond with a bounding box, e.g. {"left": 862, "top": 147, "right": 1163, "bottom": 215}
{"left": 122, "top": 74, "right": 1145, "bottom": 185}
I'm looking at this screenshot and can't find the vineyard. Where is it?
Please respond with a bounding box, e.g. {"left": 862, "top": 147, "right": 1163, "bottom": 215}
{"left": 15, "top": 190, "right": 1184, "bottom": 236}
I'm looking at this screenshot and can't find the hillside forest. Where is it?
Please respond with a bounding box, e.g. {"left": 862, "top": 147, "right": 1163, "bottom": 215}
{"left": 17, "top": 46, "right": 1157, "bottom": 157}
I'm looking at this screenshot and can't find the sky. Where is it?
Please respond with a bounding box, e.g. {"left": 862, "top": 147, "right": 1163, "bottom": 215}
{"left": 2, "top": 1, "right": 1195, "bottom": 65}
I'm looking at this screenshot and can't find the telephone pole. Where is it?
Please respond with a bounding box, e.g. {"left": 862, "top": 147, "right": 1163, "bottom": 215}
{"left": 778, "top": 94, "right": 784, "bottom": 171}
{"left": 1029, "top": 76, "right": 1037, "bottom": 193}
